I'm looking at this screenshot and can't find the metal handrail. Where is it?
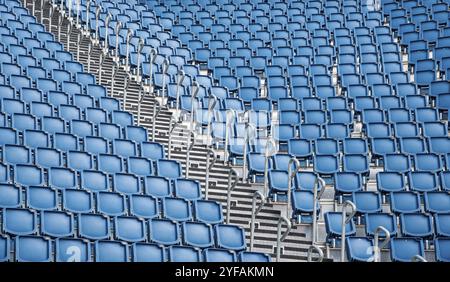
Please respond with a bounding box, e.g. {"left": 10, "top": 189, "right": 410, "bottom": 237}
{"left": 205, "top": 96, "right": 217, "bottom": 147}
{"left": 49, "top": 5, "right": 53, "bottom": 28}
{"left": 40, "top": 0, "right": 45, "bottom": 23}
{"left": 226, "top": 168, "right": 239, "bottom": 224}
{"left": 263, "top": 138, "right": 277, "bottom": 197}
{"left": 87, "top": 41, "right": 92, "bottom": 72}
{"left": 168, "top": 115, "right": 183, "bottom": 159}
{"left": 67, "top": 0, "right": 72, "bottom": 21}
{"left": 242, "top": 123, "right": 256, "bottom": 183}
{"left": 340, "top": 200, "right": 357, "bottom": 262}
{"left": 184, "top": 130, "right": 196, "bottom": 178}
{"left": 110, "top": 64, "right": 117, "bottom": 96}
{"left": 76, "top": 32, "right": 82, "bottom": 60}
{"left": 114, "top": 21, "right": 122, "bottom": 63}
{"left": 223, "top": 110, "right": 235, "bottom": 163}
{"left": 175, "top": 70, "right": 185, "bottom": 113}
{"left": 75, "top": 0, "right": 81, "bottom": 27}
{"left": 85, "top": 0, "right": 91, "bottom": 34}
{"left": 373, "top": 226, "right": 390, "bottom": 262}
{"left": 57, "top": 12, "right": 63, "bottom": 41}
{"left": 103, "top": 13, "right": 112, "bottom": 54}
{"left": 135, "top": 38, "right": 144, "bottom": 82}
{"left": 98, "top": 52, "right": 104, "bottom": 83}
{"left": 161, "top": 57, "right": 170, "bottom": 99}
{"left": 147, "top": 48, "right": 157, "bottom": 93}
{"left": 122, "top": 75, "right": 129, "bottom": 110}
{"left": 66, "top": 22, "right": 71, "bottom": 50}
{"left": 249, "top": 191, "right": 265, "bottom": 251}
{"left": 125, "top": 28, "right": 133, "bottom": 71}
{"left": 276, "top": 216, "right": 292, "bottom": 262}
{"left": 312, "top": 177, "right": 326, "bottom": 245}
{"left": 189, "top": 80, "right": 199, "bottom": 131}
{"left": 204, "top": 148, "right": 216, "bottom": 200}
{"left": 136, "top": 81, "right": 145, "bottom": 126}
{"left": 411, "top": 255, "right": 427, "bottom": 262}
{"left": 32, "top": 0, "right": 36, "bottom": 17}
{"left": 152, "top": 99, "right": 161, "bottom": 142}
{"left": 95, "top": 6, "right": 102, "bottom": 44}
{"left": 286, "top": 158, "right": 301, "bottom": 219}
{"left": 307, "top": 245, "right": 324, "bottom": 262}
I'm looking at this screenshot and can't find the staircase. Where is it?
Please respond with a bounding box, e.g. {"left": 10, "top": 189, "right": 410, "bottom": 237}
{"left": 25, "top": 0, "right": 323, "bottom": 261}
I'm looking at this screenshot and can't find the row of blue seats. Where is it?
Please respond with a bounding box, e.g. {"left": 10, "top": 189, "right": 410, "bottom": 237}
{"left": 0, "top": 183, "right": 221, "bottom": 222}
{"left": 0, "top": 234, "right": 269, "bottom": 262}
{"left": 1, "top": 208, "right": 245, "bottom": 249}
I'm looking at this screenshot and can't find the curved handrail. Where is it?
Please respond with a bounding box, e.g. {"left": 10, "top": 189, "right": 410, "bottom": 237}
{"left": 226, "top": 168, "right": 239, "bottom": 224}
{"left": 373, "top": 226, "right": 390, "bottom": 262}
{"left": 167, "top": 115, "right": 183, "bottom": 159}
{"left": 75, "top": 0, "right": 81, "bottom": 27}
{"left": 103, "top": 13, "right": 112, "bottom": 54}
{"left": 340, "top": 200, "right": 357, "bottom": 262}
{"left": 85, "top": 0, "right": 91, "bottom": 34}
{"left": 57, "top": 12, "right": 63, "bottom": 42}
{"left": 185, "top": 130, "right": 196, "bottom": 178}
{"left": 307, "top": 245, "right": 324, "bottom": 262}
{"left": 122, "top": 75, "right": 130, "bottom": 110}
{"left": 286, "top": 158, "right": 301, "bottom": 219}
{"left": 204, "top": 148, "right": 216, "bottom": 199}
{"left": 110, "top": 64, "right": 117, "bottom": 96}
{"left": 174, "top": 70, "right": 185, "bottom": 113}
{"left": 312, "top": 177, "right": 326, "bottom": 245}
{"left": 76, "top": 32, "right": 82, "bottom": 60}
{"left": 40, "top": 0, "right": 45, "bottom": 23}
{"left": 135, "top": 38, "right": 144, "bottom": 82}
{"left": 205, "top": 96, "right": 217, "bottom": 147}
{"left": 263, "top": 138, "right": 277, "bottom": 197}
{"left": 95, "top": 6, "right": 102, "bottom": 43}
{"left": 224, "top": 110, "right": 235, "bottom": 162}
{"left": 249, "top": 191, "right": 266, "bottom": 251}
{"left": 98, "top": 51, "right": 104, "bottom": 83}
{"left": 66, "top": 20, "right": 71, "bottom": 49}
{"left": 411, "top": 255, "right": 427, "bottom": 262}
{"left": 151, "top": 98, "right": 161, "bottom": 142}
{"left": 242, "top": 123, "right": 256, "bottom": 183}
{"left": 114, "top": 21, "right": 122, "bottom": 62}
{"left": 124, "top": 28, "right": 133, "bottom": 71}
{"left": 161, "top": 57, "right": 170, "bottom": 98}
{"left": 147, "top": 48, "right": 157, "bottom": 92}
{"left": 276, "top": 216, "right": 292, "bottom": 262}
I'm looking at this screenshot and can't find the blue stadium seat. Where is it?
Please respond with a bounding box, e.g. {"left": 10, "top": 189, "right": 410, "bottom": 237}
{"left": 15, "top": 236, "right": 51, "bottom": 262}
{"left": 335, "top": 172, "right": 363, "bottom": 195}
{"left": 238, "top": 251, "right": 271, "bottom": 262}
{"left": 131, "top": 242, "right": 165, "bottom": 263}
{"left": 203, "top": 248, "right": 236, "bottom": 262}
{"left": 390, "top": 191, "right": 421, "bottom": 214}
{"left": 408, "top": 171, "right": 439, "bottom": 192}
{"left": 145, "top": 176, "right": 171, "bottom": 198}
{"left": 377, "top": 172, "right": 406, "bottom": 193}
{"left": 174, "top": 179, "right": 201, "bottom": 200}
{"left": 352, "top": 192, "right": 382, "bottom": 214}
{"left": 390, "top": 238, "right": 425, "bottom": 262}
{"left": 346, "top": 237, "right": 374, "bottom": 262}
{"left": 194, "top": 200, "right": 223, "bottom": 224}
{"left": 56, "top": 238, "right": 91, "bottom": 262}
{"left": 78, "top": 213, "right": 110, "bottom": 240}
{"left": 97, "top": 191, "right": 126, "bottom": 216}
{"left": 400, "top": 213, "right": 434, "bottom": 239}
{"left": 156, "top": 159, "right": 181, "bottom": 179}
{"left": 324, "top": 212, "right": 356, "bottom": 245}
{"left": 62, "top": 189, "right": 93, "bottom": 213}
{"left": 81, "top": 170, "right": 109, "bottom": 192}
{"left": 95, "top": 241, "right": 129, "bottom": 262}
{"left": 149, "top": 219, "right": 180, "bottom": 245}
{"left": 113, "top": 173, "right": 140, "bottom": 194}
{"left": 163, "top": 197, "right": 192, "bottom": 222}
{"left": 115, "top": 216, "right": 147, "bottom": 242}
{"left": 365, "top": 213, "right": 398, "bottom": 237}
{"left": 424, "top": 192, "right": 450, "bottom": 214}
{"left": 214, "top": 224, "right": 246, "bottom": 251}
{"left": 0, "top": 184, "right": 21, "bottom": 208}
{"left": 435, "top": 238, "right": 450, "bottom": 262}
{"left": 168, "top": 245, "right": 201, "bottom": 262}
{"left": 182, "top": 221, "right": 214, "bottom": 248}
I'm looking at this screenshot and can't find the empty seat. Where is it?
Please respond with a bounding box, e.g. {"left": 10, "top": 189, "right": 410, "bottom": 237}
{"left": 377, "top": 172, "right": 406, "bottom": 193}
{"left": 56, "top": 238, "right": 91, "bottom": 262}
{"left": 163, "top": 197, "right": 192, "bottom": 222}
{"left": 78, "top": 213, "right": 110, "bottom": 240}
{"left": 95, "top": 241, "right": 129, "bottom": 262}
{"left": 97, "top": 192, "right": 126, "bottom": 216}
{"left": 115, "top": 216, "right": 147, "bottom": 242}
{"left": 145, "top": 176, "right": 171, "bottom": 198}
{"left": 132, "top": 243, "right": 165, "bottom": 262}
{"left": 365, "top": 213, "right": 398, "bottom": 237}
{"left": 400, "top": 213, "right": 434, "bottom": 238}
{"left": 324, "top": 212, "right": 356, "bottom": 244}
{"left": 346, "top": 237, "right": 374, "bottom": 262}
{"left": 435, "top": 238, "right": 450, "bottom": 262}
{"left": 238, "top": 251, "right": 271, "bottom": 262}
{"left": 168, "top": 245, "right": 201, "bottom": 262}
{"left": 0, "top": 184, "right": 21, "bottom": 208}
{"left": 425, "top": 192, "right": 450, "bottom": 214}
{"left": 15, "top": 236, "right": 51, "bottom": 262}
{"left": 203, "top": 248, "right": 236, "bottom": 262}
{"left": 352, "top": 192, "right": 382, "bottom": 214}
{"left": 63, "top": 189, "right": 93, "bottom": 213}
{"left": 149, "top": 219, "right": 180, "bottom": 245}
{"left": 49, "top": 167, "right": 77, "bottom": 190}
{"left": 174, "top": 179, "right": 201, "bottom": 200}
{"left": 113, "top": 173, "right": 140, "bottom": 195}
{"left": 41, "top": 211, "right": 74, "bottom": 237}
{"left": 335, "top": 172, "right": 363, "bottom": 195}
{"left": 182, "top": 221, "right": 214, "bottom": 248}
{"left": 390, "top": 238, "right": 424, "bottom": 262}
{"left": 390, "top": 192, "right": 421, "bottom": 214}
{"left": 214, "top": 224, "right": 246, "bottom": 251}
{"left": 3, "top": 208, "right": 37, "bottom": 235}
{"left": 409, "top": 171, "right": 439, "bottom": 192}
{"left": 81, "top": 170, "right": 108, "bottom": 192}
{"left": 156, "top": 160, "right": 181, "bottom": 179}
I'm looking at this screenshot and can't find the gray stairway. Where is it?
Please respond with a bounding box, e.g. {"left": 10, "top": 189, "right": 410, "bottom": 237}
{"left": 27, "top": 0, "right": 319, "bottom": 261}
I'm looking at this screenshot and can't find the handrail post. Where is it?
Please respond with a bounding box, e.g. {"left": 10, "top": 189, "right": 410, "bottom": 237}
{"left": 286, "top": 158, "right": 301, "bottom": 219}
{"left": 168, "top": 116, "right": 182, "bottom": 160}
{"left": 307, "top": 245, "right": 324, "bottom": 262}
{"left": 76, "top": 32, "right": 82, "bottom": 60}
{"left": 114, "top": 21, "right": 122, "bottom": 63}
{"left": 103, "top": 13, "right": 112, "bottom": 54}
{"left": 161, "top": 57, "right": 170, "bottom": 99}
{"left": 67, "top": 0, "right": 72, "bottom": 21}
{"left": 185, "top": 130, "right": 195, "bottom": 178}
{"left": 94, "top": 6, "right": 102, "bottom": 45}
{"left": 57, "top": 12, "right": 63, "bottom": 42}
{"left": 125, "top": 29, "right": 133, "bottom": 71}
{"left": 312, "top": 177, "right": 326, "bottom": 245}
{"left": 75, "top": 0, "right": 81, "bottom": 28}
{"left": 85, "top": 0, "right": 91, "bottom": 35}
{"left": 136, "top": 81, "right": 144, "bottom": 126}
{"left": 276, "top": 216, "right": 292, "bottom": 262}
{"left": 49, "top": 5, "right": 53, "bottom": 30}
{"left": 263, "top": 139, "right": 276, "bottom": 197}
{"left": 242, "top": 123, "right": 256, "bottom": 183}
{"left": 175, "top": 70, "right": 185, "bottom": 113}
{"left": 205, "top": 96, "right": 217, "bottom": 147}
{"left": 87, "top": 41, "right": 92, "bottom": 72}
{"left": 189, "top": 81, "right": 199, "bottom": 131}
{"left": 40, "top": 0, "right": 45, "bottom": 23}
{"left": 147, "top": 48, "right": 157, "bottom": 93}
{"left": 66, "top": 23, "right": 71, "bottom": 50}
{"left": 226, "top": 169, "right": 239, "bottom": 224}
{"left": 249, "top": 191, "right": 265, "bottom": 251}
{"left": 110, "top": 64, "right": 117, "bottom": 96}
{"left": 340, "top": 200, "right": 357, "bottom": 262}
{"left": 135, "top": 38, "right": 144, "bottom": 83}
{"left": 411, "top": 255, "right": 427, "bottom": 262}
{"left": 98, "top": 52, "right": 104, "bottom": 83}
{"left": 224, "top": 110, "right": 235, "bottom": 163}
{"left": 151, "top": 99, "right": 161, "bottom": 142}
{"left": 204, "top": 148, "right": 216, "bottom": 199}
{"left": 32, "top": 0, "right": 36, "bottom": 17}
{"left": 373, "top": 226, "right": 390, "bottom": 262}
